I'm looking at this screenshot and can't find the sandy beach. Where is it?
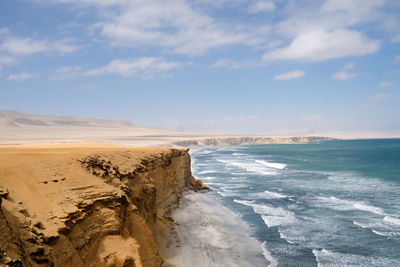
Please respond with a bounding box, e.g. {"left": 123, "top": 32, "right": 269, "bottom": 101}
{"left": 160, "top": 192, "right": 269, "bottom": 267}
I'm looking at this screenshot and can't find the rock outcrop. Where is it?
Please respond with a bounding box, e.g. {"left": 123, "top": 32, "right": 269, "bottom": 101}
{"left": 0, "top": 144, "right": 205, "bottom": 267}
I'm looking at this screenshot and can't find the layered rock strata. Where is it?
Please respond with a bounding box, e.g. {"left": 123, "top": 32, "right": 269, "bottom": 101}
{"left": 0, "top": 144, "right": 205, "bottom": 267}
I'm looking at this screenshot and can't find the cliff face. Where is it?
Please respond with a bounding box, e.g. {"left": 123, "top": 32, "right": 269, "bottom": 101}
{"left": 0, "top": 144, "right": 205, "bottom": 267}
{"left": 172, "top": 136, "right": 334, "bottom": 147}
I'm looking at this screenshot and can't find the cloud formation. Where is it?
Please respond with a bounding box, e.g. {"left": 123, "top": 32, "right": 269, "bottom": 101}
{"left": 7, "top": 72, "right": 39, "bottom": 81}
{"left": 333, "top": 71, "right": 358, "bottom": 80}
{"left": 89, "top": 0, "right": 268, "bottom": 56}
{"left": 248, "top": 1, "right": 275, "bottom": 13}
{"left": 274, "top": 70, "right": 305, "bottom": 80}
{"left": 85, "top": 57, "right": 182, "bottom": 79}
{"left": 0, "top": 35, "right": 80, "bottom": 55}
{"left": 263, "top": 29, "right": 380, "bottom": 62}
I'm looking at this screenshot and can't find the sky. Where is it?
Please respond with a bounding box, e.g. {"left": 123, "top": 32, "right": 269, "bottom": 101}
{"left": 0, "top": 0, "right": 399, "bottom": 136}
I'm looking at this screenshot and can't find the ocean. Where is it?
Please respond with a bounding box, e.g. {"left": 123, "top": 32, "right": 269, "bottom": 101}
{"left": 190, "top": 139, "right": 400, "bottom": 267}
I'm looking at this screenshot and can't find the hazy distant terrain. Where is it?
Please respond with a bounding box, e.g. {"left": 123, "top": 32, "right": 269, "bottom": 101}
{"left": 0, "top": 110, "right": 197, "bottom": 145}
{"left": 0, "top": 110, "right": 333, "bottom": 146}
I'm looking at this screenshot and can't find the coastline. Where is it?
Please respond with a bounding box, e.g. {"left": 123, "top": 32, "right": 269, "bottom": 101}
{"left": 160, "top": 191, "right": 270, "bottom": 267}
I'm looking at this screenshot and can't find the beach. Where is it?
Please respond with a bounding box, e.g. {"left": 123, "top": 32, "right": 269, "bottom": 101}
{"left": 160, "top": 191, "right": 270, "bottom": 267}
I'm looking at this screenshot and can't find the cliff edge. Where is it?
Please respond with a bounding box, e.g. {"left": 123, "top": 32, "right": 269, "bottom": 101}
{"left": 0, "top": 143, "right": 206, "bottom": 267}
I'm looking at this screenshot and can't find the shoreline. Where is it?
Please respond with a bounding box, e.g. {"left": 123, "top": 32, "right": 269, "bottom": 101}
{"left": 160, "top": 191, "right": 270, "bottom": 267}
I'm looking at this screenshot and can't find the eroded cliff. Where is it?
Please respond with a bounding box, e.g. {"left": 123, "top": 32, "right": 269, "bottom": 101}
{"left": 172, "top": 136, "right": 334, "bottom": 146}
{"left": 0, "top": 143, "right": 206, "bottom": 267}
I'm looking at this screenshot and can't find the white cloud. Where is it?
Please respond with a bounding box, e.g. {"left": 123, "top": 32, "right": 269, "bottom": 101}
{"left": 0, "top": 36, "right": 80, "bottom": 55}
{"left": 380, "top": 82, "right": 394, "bottom": 87}
{"left": 248, "top": 1, "right": 275, "bottom": 13}
{"left": 7, "top": 72, "right": 39, "bottom": 81}
{"left": 343, "top": 62, "right": 355, "bottom": 70}
{"left": 277, "top": 0, "right": 385, "bottom": 38}
{"left": 274, "top": 70, "right": 305, "bottom": 80}
{"left": 0, "top": 37, "right": 48, "bottom": 55}
{"left": 85, "top": 57, "right": 182, "bottom": 78}
{"left": 85, "top": 0, "right": 269, "bottom": 56}
{"left": 210, "top": 58, "right": 260, "bottom": 69}
{"left": 371, "top": 93, "right": 394, "bottom": 101}
{"left": 50, "top": 66, "right": 82, "bottom": 80}
{"left": 263, "top": 29, "right": 380, "bottom": 62}
{"left": 35, "top": 0, "right": 125, "bottom": 7}
{"left": 0, "top": 56, "right": 17, "bottom": 65}
{"left": 391, "top": 35, "right": 400, "bottom": 43}
{"left": 333, "top": 70, "right": 358, "bottom": 80}
{"left": 321, "top": 0, "right": 385, "bottom": 14}
{"left": 395, "top": 55, "right": 400, "bottom": 62}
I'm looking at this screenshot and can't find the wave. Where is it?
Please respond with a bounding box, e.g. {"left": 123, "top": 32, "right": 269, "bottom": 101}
{"left": 371, "top": 229, "right": 398, "bottom": 237}
{"left": 248, "top": 190, "right": 289, "bottom": 200}
{"left": 199, "top": 176, "right": 216, "bottom": 180}
{"left": 217, "top": 159, "right": 279, "bottom": 175}
{"left": 217, "top": 190, "right": 240, "bottom": 197}
{"left": 261, "top": 214, "right": 296, "bottom": 228}
{"left": 255, "top": 160, "right": 287, "bottom": 170}
{"left": 197, "top": 170, "right": 218, "bottom": 175}
{"left": 233, "top": 199, "right": 297, "bottom": 227}
{"left": 261, "top": 241, "right": 279, "bottom": 267}
{"left": 353, "top": 221, "right": 369, "bottom": 229}
{"left": 315, "top": 196, "right": 385, "bottom": 215}
{"left": 353, "top": 203, "right": 385, "bottom": 215}
{"left": 354, "top": 221, "right": 399, "bottom": 237}
{"left": 383, "top": 216, "right": 400, "bottom": 226}
{"left": 311, "top": 248, "right": 400, "bottom": 267}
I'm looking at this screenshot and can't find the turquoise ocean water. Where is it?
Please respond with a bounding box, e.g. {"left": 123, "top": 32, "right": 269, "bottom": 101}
{"left": 191, "top": 139, "right": 400, "bottom": 266}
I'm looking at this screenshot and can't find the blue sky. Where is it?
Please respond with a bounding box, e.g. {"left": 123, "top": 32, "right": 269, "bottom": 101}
{"left": 0, "top": 0, "right": 399, "bottom": 136}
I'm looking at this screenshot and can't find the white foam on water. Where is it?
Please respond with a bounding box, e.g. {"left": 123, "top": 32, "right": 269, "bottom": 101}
{"left": 353, "top": 203, "right": 385, "bottom": 215}
{"left": 261, "top": 241, "right": 279, "bottom": 267}
{"left": 248, "top": 190, "right": 289, "bottom": 200}
{"left": 371, "top": 229, "right": 393, "bottom": 237}
{"left": 199, "top": 176, "right": 216, "bottom": 180}
{"left": 315, "top": 196, "right": 385, "bottom": 215}
{"left": 261, "top": 214, "right": 296, "bottom": 228}
{"left": 221, "top": 184, "right": 248, "bottom": 190}
{"left": 255, "top": 160, "right": 287, "bottom": 170}
{"left": 383, "top": 216, "right": 400, "bottom": 226}
{"left": 353, "top": 221, "right": 369, "bottom": 229}
{"left": 312, "top": 248, "right": 400, "bottom": 267}
{"left": 234, "top": 199, "right": 297, "bottom": 227}
{"left": 217, "top": 159, "right": 279, "bottom": 175}
{"left": 277, "top": 228, "right": 304, "bottom": 244}
{"left": 197, "top": 170, "right": 218, "bottom": 175}
{"left": 217, "top": 190, "right": 240, "bottom": 197}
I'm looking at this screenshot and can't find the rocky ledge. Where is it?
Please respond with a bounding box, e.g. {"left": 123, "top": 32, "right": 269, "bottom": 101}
{"left": 0, "top": 144, "right": 207, "bottom": 267}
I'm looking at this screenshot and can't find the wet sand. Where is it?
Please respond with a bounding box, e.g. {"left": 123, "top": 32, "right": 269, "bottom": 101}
{"left": 160, "top": 191, "right": 269, "bottom": 267}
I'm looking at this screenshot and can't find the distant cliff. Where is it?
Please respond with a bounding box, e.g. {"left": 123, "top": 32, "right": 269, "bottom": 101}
{"left": 0, "top": 144, "right": 206, "bottom": 267}
{"left": 172, "top": 136, "right": 335, "bottom": 146}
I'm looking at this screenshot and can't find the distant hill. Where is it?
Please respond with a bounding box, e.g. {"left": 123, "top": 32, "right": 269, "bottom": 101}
{"left": 0, "top": 110, "right": 135, "bottom": 128}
